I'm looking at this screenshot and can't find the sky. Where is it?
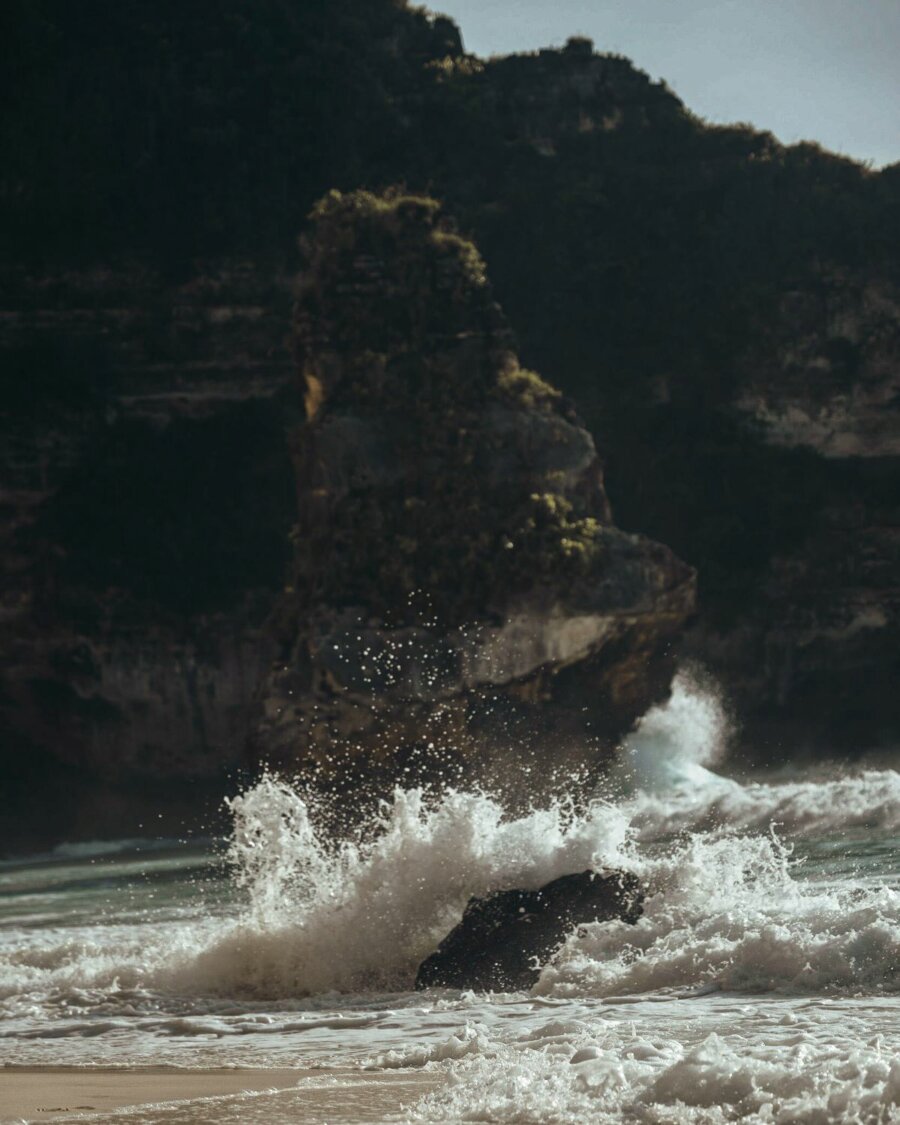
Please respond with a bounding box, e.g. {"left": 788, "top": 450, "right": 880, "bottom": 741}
{"left": 433, "top": 0, "right": 900, "bottom": 168}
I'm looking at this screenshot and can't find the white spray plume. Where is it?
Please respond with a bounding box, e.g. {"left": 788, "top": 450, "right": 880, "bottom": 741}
{"left": 610, "top": 669, "right": 729, "bottom": 796}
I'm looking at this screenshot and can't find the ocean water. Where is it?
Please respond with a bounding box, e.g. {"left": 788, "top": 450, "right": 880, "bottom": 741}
{"left": 2, "top": 675, "right": 899, "bottom": 1123}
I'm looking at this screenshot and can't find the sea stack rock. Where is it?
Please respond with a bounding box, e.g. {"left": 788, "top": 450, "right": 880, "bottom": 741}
{"left": 255, "top": 190, "right": 695, "bottom": 784}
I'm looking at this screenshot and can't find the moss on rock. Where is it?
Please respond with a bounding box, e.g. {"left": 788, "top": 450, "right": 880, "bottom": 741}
{"left": 290, "top": 189, "right": 612, "bottom": 628}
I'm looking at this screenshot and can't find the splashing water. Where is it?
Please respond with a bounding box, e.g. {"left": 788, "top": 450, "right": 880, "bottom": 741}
{"left": 190, "top": 742, "right": 900, "bottom": 1001}
{"left": 541, "top": 830, "right": 900, "bottom": 998}
{"left": 611, "top": 669, "right": 730, "bottom": 795}
{"left": 2, "top": 672, "right": 899, "bottom": 1122}
{"left": 225, "top": 778, "right": 334, "bottom": 926}
{"left": 182, "top": 782, "right": 633, "bottom": 997}
{"left": 613, "top": 671, "right": 900, "bottom": 839}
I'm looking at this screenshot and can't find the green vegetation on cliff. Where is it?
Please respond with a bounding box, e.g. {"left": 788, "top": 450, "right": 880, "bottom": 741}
{"left": 294, "top": 189, "right": 493, "bottom": 415}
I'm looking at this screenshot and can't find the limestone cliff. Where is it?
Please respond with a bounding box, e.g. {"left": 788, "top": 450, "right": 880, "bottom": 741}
{"left": 682, "top": 271, "right": 900, "bottom": 754}
{"left": 254, "top": 192, "right": 695, "bottom": 786}
{"left": 2, "top": 1, "right": 899, "bottom": 846}
{"left": 735, "top": 272, "right": 900, "bottom": 460}
{"left": 0, "top": 264, "right": 298, "bottom": 846}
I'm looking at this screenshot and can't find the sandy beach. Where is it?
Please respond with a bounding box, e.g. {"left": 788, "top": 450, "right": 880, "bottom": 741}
{"left": 0, "top": 1066, "right": 444, "bottom": 1123}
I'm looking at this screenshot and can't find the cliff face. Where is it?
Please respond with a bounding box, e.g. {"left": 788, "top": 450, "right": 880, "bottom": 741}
{"left": 736, "top": 273, "right": 900, "bottom": 460}
{"left": 0, "top": 265, "right": 298, "bottom": 845}
{"left": 255, "top": 192, "right": 694, "bottom": 787}
{"left": 0, "top": 201, "right": 694, "bottom": 842}
{"left": 682, "top": 273, "right": 900, "bottom": 754}
{"left": 2, "top": 2, "right": 899, "bottom": 840}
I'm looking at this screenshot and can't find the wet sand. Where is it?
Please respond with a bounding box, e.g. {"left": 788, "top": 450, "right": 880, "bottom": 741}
{"left": 0, "top": 1066, "right": 443, "bottom": 1122}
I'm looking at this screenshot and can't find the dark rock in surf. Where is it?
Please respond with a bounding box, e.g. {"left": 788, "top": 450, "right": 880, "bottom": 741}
{"left": 415, "top": 869, "right": 644, "bottom": 992}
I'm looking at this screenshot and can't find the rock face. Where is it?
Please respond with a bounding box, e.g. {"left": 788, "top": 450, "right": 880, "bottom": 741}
{"left": 681, "top": 271, "right": 900, "bottom": 754}
{"left": 0, "top": 265, "right": 298, "bottom": 847}
{"left": 735, "top": 273, "right": 900, "bottom": 460}
{"left": 3, "top": 4, "right": 898, "bottom": 844}
{"left": 255, "top": 191, "right": 695, "bottom": 783}
{"left": 415, "top": 869, "right": 645, "bottom": 991}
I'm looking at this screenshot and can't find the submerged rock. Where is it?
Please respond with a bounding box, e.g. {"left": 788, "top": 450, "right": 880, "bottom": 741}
{"left": 415, "top": 869, "right": 644, "bottom": 991}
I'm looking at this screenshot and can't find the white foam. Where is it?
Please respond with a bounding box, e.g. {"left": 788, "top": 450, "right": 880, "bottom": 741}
{"left": 540, "top": 831, "right": 900, "bottom": 998}
{"left": 610, "top": 672, "right": 900, "bottom": 839}
{"left": 628, "top": 767, "right": 900, "bottom": 838}
{"left": 611, "top": 670, "right": 730, "bottom": 794}
{"left": 408, "top": 1017, "right": 900, "bottom": 1123}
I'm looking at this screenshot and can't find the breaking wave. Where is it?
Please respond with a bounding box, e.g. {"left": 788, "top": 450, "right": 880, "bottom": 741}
{"left": 2, "top": 673, "right": 898, "bottom": 1125}
{"left": 2, "top": 673, "right": 898, "bottom": 1016}
{"left": 616, "top": 673, "right": 900, "bottom": 839}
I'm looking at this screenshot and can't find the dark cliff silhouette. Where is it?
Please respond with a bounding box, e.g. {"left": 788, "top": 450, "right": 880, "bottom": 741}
{"left": 1, "top": 0, "right": 898, "bottom": 845}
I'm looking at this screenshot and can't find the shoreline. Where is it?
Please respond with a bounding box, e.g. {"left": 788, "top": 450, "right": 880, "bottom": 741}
{"left": 0, "top": 1066, "right": 443, "bottom": 1123}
